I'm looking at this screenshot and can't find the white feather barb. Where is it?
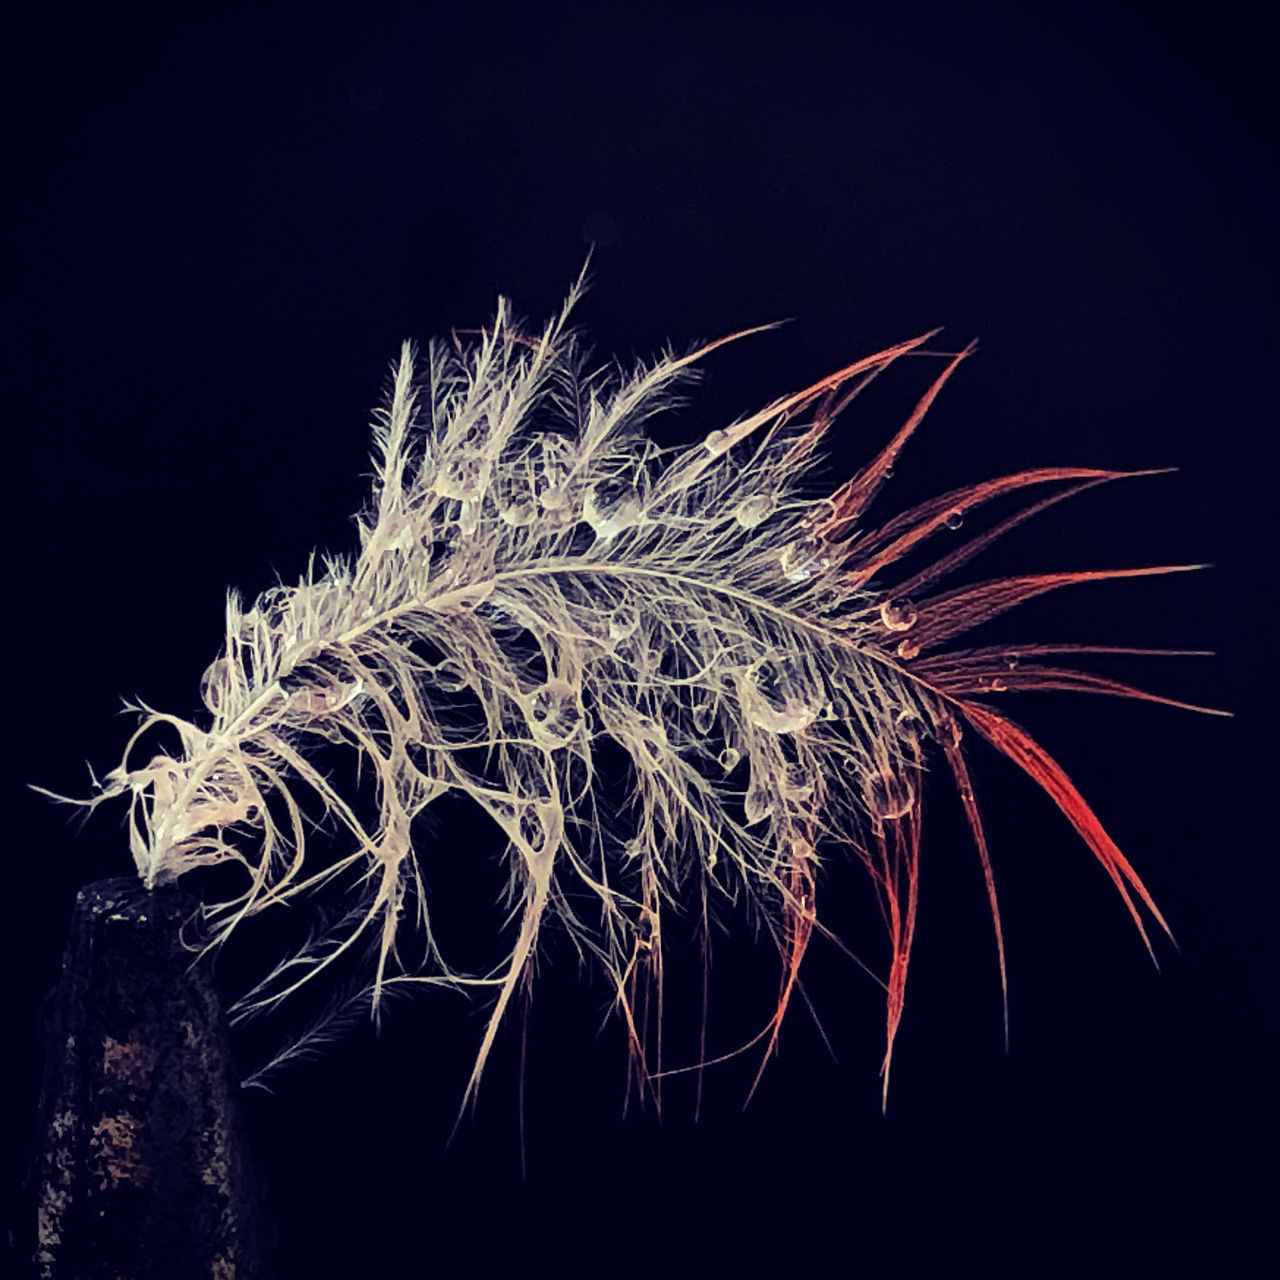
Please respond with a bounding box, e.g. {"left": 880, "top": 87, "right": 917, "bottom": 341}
{"left": 38, "top": 270, "right": 1213, "bottom": 1111}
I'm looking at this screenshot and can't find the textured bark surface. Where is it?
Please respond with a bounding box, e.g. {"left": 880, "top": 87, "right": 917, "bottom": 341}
{"left": 31, "top": 878, "right": 275, "bottom": 1279}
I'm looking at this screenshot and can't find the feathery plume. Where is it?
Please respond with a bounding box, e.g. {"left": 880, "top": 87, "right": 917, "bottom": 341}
{"left": 37, "top": 267, "right": 1221, "bottom": 1113}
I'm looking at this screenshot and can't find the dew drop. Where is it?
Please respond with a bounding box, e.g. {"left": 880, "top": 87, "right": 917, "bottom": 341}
{"left": 281, "top": 649, "right": 365, "bottom": 716}
{"left": 200, "top": 659, "right": 229, "bottom": 714}
{"left": 894, "top": 709, "right": 927, "bottom": 747}
{"left": 734, "top": 494, "right": 775, "bottom": 529}
{"left": 692, "top": 700, "right": 715, "bottom": 734}
{"left": 703, "top": 428, "right": 732, "bottom": 456}
{"left": 867, "top": 772, "right": 915, "bottom": 821}
{"left": 294, "top": 676, "right": 363, "bottom": 716}
{"left": 527, "top": 678, "right": 582, "bottom": 746}
{"left": 718, "top": 747, "right": 741, "bottom": 772}
{"left": 896, "top": 638, "right": 921, "bottom": 660}
{"left": 943, "top": 508, "right": 964, "bottom": 531}
{"left": 780, "top": 534, "right": 830, "bottom": 583}
{"left": 746, "top": 654, "right": 821, "bottom": 734}
{"left": 879, "top": 597, "right": 918, "bottom": 632}
{"left": 584, "top": 476, "right": 642, "bottom": 538}
{"left": 744, "top": 774, "right": 773, "bottom": 825}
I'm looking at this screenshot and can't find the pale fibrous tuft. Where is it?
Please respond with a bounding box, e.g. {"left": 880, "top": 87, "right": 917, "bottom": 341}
{"left": 40, "top": 268, "right": 1216, "bottom": 1111}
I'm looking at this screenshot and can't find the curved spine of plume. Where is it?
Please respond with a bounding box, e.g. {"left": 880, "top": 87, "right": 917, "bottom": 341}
{"left": 39, "top": 269, "right": 1222, "bottom": 1111}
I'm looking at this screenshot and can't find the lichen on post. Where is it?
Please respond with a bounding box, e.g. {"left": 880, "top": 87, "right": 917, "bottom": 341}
{"left": 31, "top": 878, "right": 274, "bottom": 1279}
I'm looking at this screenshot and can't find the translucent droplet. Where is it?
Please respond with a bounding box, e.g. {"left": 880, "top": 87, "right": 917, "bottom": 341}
{"left": 867, "top": 772, "right": 915, "bottom": 821}
{"left": 895, "top": 709, "right": 927, "bottom": 747}
{"left": 703, "top": 428, "right": 732, "bottom": 456}
{"left": 200, "top": 659, "right": 229, "bottom": 713}
{"left": 879, "top": 597, "right": 918, "bottom": 632}
{"left": 896, "top": 638, "right": 921, "bottom": 660}
{"left": 1004, "top": 652, "right": 1021, "bottom": 670}
{"left": 979, "top": 675, "right": 1008, "bottom": 692}
{"left": 584, "top": 476, "right": 642, "bottom": 538}
{"left": 281, "top": 649, "right": 364, "bottom": 716}
{"left": 746, "top": 654, "right": 821, "bottom": 734}
{"left": 292, "top": 676, "right": 363, "bottom": 716}
{"left": 943, "top": 508, "right": 964, "bottom": 531}
{"left": 692, "top": 700, "right": 715, "bottom": 734}
{"left": 744, "top": 775, "right": 772, "bottom": 825}
{"left": 734, "top": 494, "right": 775, "bottom": 529}
{"left": 718, "top": 747, "right": 741, "bottom": 772}
{"left": 435, "top": 456, "right": 490, "bottom": 502}
{"left": 527, "top": 678, "right": 582, "bottom": 746}
{"left": 780, "top": 534, "right": 830, "bottom": 583}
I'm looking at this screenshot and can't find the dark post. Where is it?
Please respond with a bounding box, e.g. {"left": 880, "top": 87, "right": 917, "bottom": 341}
{"left": 30, "top": 878, "right": 274, "bottom": 1279}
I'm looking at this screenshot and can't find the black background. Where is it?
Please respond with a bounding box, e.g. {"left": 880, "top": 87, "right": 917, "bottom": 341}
{"left": 8, "top": 4, "right": 1270, "bottom": 1274}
